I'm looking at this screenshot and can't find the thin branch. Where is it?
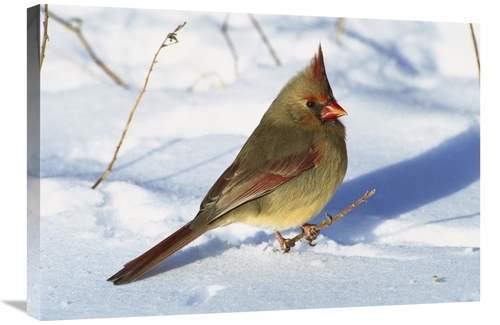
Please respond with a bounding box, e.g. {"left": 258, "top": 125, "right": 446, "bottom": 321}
{"left": 187, "top": 71, "right": 227, "bottom": 92}
{"left": 336, "top": 18, "right": 345, "bottom": 44}
{"left": 280, "top": 189, "right": 376, "bottom": 250}
{"left": 92, "top": 22, "right": 187, "bottom": 189}
{"left": 221, "top": 14, "right": 239, "bottom": 77}
{"left": 469, "top": 23, "right": 480, "bottom": 84}
{"left": 47, "top": 43, "right": 109, "bottom": 82}
{"left": 248, "top": 14, "right": 280, "bottom": 66}
{"left": 40, "top": 4, "right": 50, "bottom": 70}
{"left": 47, "top": 10, "right": 128, "bottom": 88}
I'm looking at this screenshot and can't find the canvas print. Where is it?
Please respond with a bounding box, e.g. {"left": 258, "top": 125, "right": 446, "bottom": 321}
{"left": 27, "top": 4, "right": 480, "bottom": 321}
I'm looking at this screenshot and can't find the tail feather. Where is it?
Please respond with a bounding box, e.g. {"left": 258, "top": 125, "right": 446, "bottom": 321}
{"left": 107, "top": 222, "right": 206, "bottom": 285}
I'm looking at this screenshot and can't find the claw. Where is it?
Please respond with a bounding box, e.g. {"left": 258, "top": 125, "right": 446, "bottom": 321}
{"left": 275, "top": 224, "right": 320, "bottom": 253}
{"left": 301, "top": 223, "right": 320, "bottom": 246}
{"left": 274, "top": 231, "right": 295, "bottom": 253}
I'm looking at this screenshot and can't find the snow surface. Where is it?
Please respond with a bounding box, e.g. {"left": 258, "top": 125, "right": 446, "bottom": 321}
{"left": 25, "top": 3, "right": 484, "bottom": 322}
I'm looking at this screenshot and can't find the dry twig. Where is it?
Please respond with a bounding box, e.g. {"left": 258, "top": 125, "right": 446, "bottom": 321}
{"left": 47, "top": 10, "right": 128, "bottom": 87}
{"left": 40, "top": 4, "right": 50, "bottom": 70}
{"left": 336, "top": 18, "right": 345, "bottom": 44}
{"left": 47, "top": 43, "right": 109, "bottom": 82}
{"left": 221, "top": 14, "right": 280, "bottom": 77}
{"left": 277, "top": 189, "right": 376, "bottom": 252}
{"left": 469, "top": 23, "right": 480, "bottom": 84}
{"left": 221, "top": 14, "right": 240, "bottom": 77}
{"left": 248, "top": 14, "right": 281, "bottom": 66}
{"left": 91, "top": 22, "right": 187, "bottom": 189}
{"left": 187, "top": 71, "right": 227, "bottom": 92}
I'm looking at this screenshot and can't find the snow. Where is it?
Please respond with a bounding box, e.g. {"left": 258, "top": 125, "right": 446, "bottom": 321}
{"left": 4, "top": 1, "right": 500, "bottom": 324}
{"left": 32, "top": 4, "right": 482, "bottom": 320}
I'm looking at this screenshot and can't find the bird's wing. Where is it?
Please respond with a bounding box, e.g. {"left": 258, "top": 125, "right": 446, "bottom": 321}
{"left": 200, "top": 142, "right": 324, "bottom": 224}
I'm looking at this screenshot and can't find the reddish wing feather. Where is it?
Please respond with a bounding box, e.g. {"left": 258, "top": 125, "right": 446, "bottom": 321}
{"left": 201, "top": 143, "right": 324, "bottom": 224}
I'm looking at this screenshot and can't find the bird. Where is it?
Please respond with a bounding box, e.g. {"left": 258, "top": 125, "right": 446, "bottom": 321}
{"left": 108, "top": 44, "right": 348, "bottom": 285}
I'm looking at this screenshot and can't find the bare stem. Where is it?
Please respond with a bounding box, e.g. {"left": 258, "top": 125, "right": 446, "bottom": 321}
{"left": 91, "top": 22, "right": 187, "bottom": 189}
{"left": 221, "top": 14, "right": 239, "bottom": 77}
{"left": 285, "top": 189, "right": 376, "bottom": 247}
{"left": 47, "top": 10, "right": 128, "bottom": 87}
{"left": 40, "top": 4, "right": 50, "bottom": 71}
{"left": 248, "top": 14, "right": 280, "bottom": 66}
{"left": 187, "top": 71, "right": 227, "bottom": 92}
{"left": 469, "top": 23, "right": 480, "bottom": 84}
{"left": 336, "top": 18, "right": 345, "bottom": 44}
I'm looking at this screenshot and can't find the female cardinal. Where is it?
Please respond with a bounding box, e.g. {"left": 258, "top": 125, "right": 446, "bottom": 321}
{"left": 108, "top": 44, "right": 348, "bottom": 285}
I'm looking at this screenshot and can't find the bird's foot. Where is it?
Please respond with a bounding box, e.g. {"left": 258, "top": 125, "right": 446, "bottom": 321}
{"left": 301, "top": 223, "right": 320, "bottom": 246}
{"left": 275, "top": 231, "right": 295, "bottom": 253}
{"left": 274, "top": 224, "right": 320, "bottom": 253}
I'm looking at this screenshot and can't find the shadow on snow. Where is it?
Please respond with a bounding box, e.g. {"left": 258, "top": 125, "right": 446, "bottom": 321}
{"left": 318, "top": 125, "right": 480, "bottom": 244}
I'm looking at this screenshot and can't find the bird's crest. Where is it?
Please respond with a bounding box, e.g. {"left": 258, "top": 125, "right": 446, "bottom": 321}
{"left": 301, "top": 44, "right": 333, "bottom": 102}
{"left": 309, "top": 44, "right": 327, "bottom": 80}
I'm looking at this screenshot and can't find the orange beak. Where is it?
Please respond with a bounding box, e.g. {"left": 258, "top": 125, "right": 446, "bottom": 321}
{"left": 320, "top": 101, "right": 347, "bottom": 121}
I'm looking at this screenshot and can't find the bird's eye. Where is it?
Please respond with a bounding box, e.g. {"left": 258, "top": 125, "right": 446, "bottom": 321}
{"left": 306, "top": 101, "right": 315, "bottom": 108}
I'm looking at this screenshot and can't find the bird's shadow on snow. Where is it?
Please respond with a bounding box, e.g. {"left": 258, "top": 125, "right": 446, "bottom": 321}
{"left": 316, "top": 125, "right": 480, "bottom": 245}
{"left": 135, "top": 238, "right": 235, "bottom": 282}
{"left": 135, "top": 124, "right": 480, "bottom": 265}
{"left": 114, "top": 125, "right": 480, "bottom": 282}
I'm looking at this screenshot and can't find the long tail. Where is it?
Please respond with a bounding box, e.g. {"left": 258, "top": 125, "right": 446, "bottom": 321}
{"left": 107, "top": 222, "right": 206, "bottom": 285}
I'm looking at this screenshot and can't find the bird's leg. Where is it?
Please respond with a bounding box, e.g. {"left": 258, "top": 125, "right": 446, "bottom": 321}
{"left": 274, "top": 231, "right": 296, "bottom": 253}
{"left": 300, "top": 223, "right": 320, "bottom": 246}
{"left": 275, "top": 224, "right": 319, "bottom": 253}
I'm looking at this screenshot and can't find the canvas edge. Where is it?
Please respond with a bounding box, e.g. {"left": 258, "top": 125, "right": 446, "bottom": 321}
{"left": 27, "top": 4, "right": 42, "bottom": 320}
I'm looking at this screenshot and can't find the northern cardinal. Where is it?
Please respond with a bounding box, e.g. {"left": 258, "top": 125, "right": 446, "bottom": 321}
{"left": 108, "top": 44, "right": 347, "bottom": 285}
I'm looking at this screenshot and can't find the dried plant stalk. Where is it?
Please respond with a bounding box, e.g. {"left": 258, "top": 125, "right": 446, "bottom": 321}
{"left": 187, "top": 71, "right": 227, "bottom": 92}
{"left": 336, "top": 18, "right": 345, "bottom": 44}
{"left": 248, "top": 14, "right": 281, "bottom": 66}
{"left": 92, "top": 22, "right": 187, "bottom": 189}
{"left": 40, "top": 4, "right": 50, "bottom": 70}
{"left": 469, "top": 23, "right": 480, "bottom": 83}
{"left": 48, "top": 10, "right": 128, "bottom": 87}
{"left": 221, "top": 14, "right": 239, "bottom": 77}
